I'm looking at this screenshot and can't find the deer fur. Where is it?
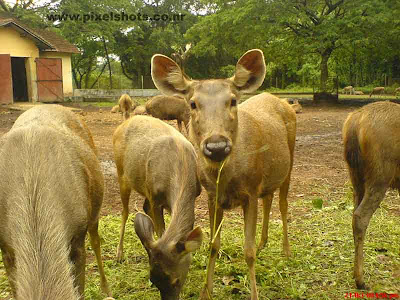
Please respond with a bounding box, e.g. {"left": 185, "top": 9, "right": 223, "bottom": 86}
{"left": 369, "top": 87, "right": 385, "bottom": 97}
{"left": 282, "top": 98, "right": 302, "bottom": 113}
{"left": 111, "top": 105, "right": 120, "bottom": 113}
{"left": 118, "top": 94, "right": 136, "bottom": 120}
{"left": 291, "top": 99, "right": 303, "bottom": 113}
{"left": 145, "top": 95, "right": 190, "bottom": 133}
{"left": 132, "top": 105, "right": 147, "bottom": 115}
{"left": 0, "top": 105, "right": 111, "bottom": 300}
{"left": 151, "top": 49, "right": 296, "bottom": 300}
{"left": 113, "top": 115, "right": 203, "bottom": 300}
{"left": 343, "top": 101, "right": 400, "bottom": 290}
{"left": 343, "top": 86, "right": 355, "bottom": 95}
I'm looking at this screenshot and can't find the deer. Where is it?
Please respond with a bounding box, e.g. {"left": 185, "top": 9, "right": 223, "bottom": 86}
{"left": 113, "top": 115, "right": 203, "bottom": 300}
{"left": 0, "top": 105, "right": 112, "bottom": 300}
{"left": 132, "top": 105, "right": 147, "bottom": 116}
{"left": 281, "top": 98, "right": 302, "bottom": 113}
{"left": 343, "top": 86, "right": 355, "bottom": 95}
{"left": 118, "top": 94, "right": 136, "bottom": 120}
{"left": 343, "top": 101, "right": 400, "bottom": 290}
{"left": 369, "top": 86, "right": 385, "bottom": 97}
{"left": 151, "top": 49, "right": 296, "bottom": 300}
{"left": 145, "top": 95, "right": 191, "bottom": 133}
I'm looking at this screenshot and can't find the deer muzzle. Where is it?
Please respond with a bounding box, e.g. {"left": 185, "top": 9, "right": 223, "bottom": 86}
{"left": 203, "top": 135, "right": 232, "bottom": 162}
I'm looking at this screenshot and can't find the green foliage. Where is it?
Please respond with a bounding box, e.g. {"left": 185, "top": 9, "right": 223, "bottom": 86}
{"left": 4, "top": 0, "right": 400, "bottom": 90}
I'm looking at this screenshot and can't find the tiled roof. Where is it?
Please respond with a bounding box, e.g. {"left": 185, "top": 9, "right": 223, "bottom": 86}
{"left": 0, "top": 12, "right": 79, "bottom": 54}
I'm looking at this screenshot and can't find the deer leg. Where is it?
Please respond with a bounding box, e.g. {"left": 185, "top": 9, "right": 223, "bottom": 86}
{"left": 1, "top": 248, "right": 16, "bottom": 297}
{"left": 279, "top": 178, "right": 291, "bottom": 257}
{"left": 88, "top": 221, "right": 112, "bottom": 297}
{"left": 243, "top": 198, "right": 258, "bottom": 300}
{"left": 70, "top": 235, "right": 86, "bottom": 299}
{"left": 353, "top": 185, "right": 386, "bottom": 290}
{"left": 116, "top": 179, "right": 131, "bottom": 263}
{"left": 200, "top": 195, "right": 224, "bottom": 300}
{"left": 258, "top": 192, "right": 273, "bottom": 252}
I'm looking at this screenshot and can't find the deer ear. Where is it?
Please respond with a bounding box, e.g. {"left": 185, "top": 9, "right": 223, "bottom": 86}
{"left": 183, "top": 226, "right": 203, "bottom": 253}
{"left": 151, "top": 54, "right": 192, "bottom": 97}
{"left": 134, "top": 212, "right": 155, "bottom": 252}
{"left": 230, "top": 49, "right": 266, "bottom": 93}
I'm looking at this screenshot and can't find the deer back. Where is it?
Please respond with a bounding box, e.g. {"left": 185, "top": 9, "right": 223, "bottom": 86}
{"left": 0, "top": 105, "right": 103, "bottom": 300}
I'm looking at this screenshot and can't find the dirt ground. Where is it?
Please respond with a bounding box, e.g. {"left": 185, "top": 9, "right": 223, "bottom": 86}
{"left": 0, "top": 100, "right": 362, "bottom": 223}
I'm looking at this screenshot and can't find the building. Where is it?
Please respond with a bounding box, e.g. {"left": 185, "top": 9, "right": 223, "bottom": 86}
{"left": 0, "top": 13, "right": 79, "bottom": 104}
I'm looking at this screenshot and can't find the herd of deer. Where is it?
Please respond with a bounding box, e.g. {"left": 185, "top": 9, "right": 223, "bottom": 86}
{"left": 343, "top": 85, "right": 400, "bottom": 97}
{"left": 0, "top": 49, "right": 398, "bottom": 300}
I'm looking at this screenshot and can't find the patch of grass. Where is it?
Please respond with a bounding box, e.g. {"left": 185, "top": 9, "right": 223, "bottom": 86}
{"left": 1, "top": 187, "right": 399, "bottom": 299}
{"left": 79, "top": 102, "right": 117, "bottom": 108}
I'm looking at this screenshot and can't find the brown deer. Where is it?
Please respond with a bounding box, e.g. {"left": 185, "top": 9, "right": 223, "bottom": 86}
{"left": 113, "top": 115, "right": 203, "bottom": 300}
{"left": 145, "top": 95, "right": 191, "bottom": 133}
{"left": 0, "top": 105, "right": 112, "bottom": 300}
{"left": 369, "top": 86, "right": 385, "bottom": 97}
{"left": 132, "top": 105, "right": 147, "bottom": 115}
{"left": 118, "top": 94, "right": 136, "bottom": 120}
{"left": 151, "top": 49, "right": 296, "bottom": 300}
{"left": 343, "top": 101, "right": 400, "bottom": 290}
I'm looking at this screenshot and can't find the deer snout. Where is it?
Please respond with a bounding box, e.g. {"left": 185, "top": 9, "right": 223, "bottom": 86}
{"left": 203, "top": 135, "right": 232, "bottom": 162}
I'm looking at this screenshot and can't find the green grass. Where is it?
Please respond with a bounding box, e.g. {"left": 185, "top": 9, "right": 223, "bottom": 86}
{"left": 1, "top": 186, "right": 399, "bottom": 300}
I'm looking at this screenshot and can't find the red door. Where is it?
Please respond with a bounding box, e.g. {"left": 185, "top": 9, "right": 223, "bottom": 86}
{"left": 36, "top": 58, "right": 63, "bottom": 102}
{"left": 0, "top": 54, "right": 13, "bottom": 104}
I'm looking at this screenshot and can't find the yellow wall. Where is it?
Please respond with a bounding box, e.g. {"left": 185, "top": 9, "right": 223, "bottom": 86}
{"left": 0, "top": 27, "right": 39, "bottom": 57}
{"left": 40, "top": 52, "right": 74, "bottom": 97}
{"left": 0, "top": 27, "right": 39, "bottom": 101}
{"left": 0, "top": 27, "right": 75, "bottom": 101}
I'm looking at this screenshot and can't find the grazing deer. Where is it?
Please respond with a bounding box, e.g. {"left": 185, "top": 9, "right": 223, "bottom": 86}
{"left": 132, "top": 105, "right": 147, "bottom": 116}
{"left": 369, "top": 87, "right": 385, "bottom": 97}
{"left": 0, "top": 105, "right": 112, "bottom": 300}
{"left": 145, "top": 95, "right": 191, "bottom": 133}
{"left": 151, "top": 49, "right": 296, "bottom": 300}
{"left": 113, "top": 115, "right": 203, "bottom": 300}
{"left": 343, "top": 101, "right": 400, "bottom": 290}
{"left": 343, "top": 86, "right": 355, "bottom": 95}
{"left": 118, "top": 94, "right": 135, "bottom": 120}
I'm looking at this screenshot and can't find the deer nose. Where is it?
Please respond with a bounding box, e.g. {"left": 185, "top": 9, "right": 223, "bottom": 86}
{"left": 203, "top": 135, "right": 232, "bottom": 162}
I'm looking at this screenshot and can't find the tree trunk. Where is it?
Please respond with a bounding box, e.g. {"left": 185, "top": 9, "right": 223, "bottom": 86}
{"left": 84, "top": 57, "right": 94, "bottom": 88}
{"left": 319, "top": 46, "right": 334, "bottom": 92}
{"left": 72, "top": 68, "right": 81, "bottom": 89}
{"left": 102, "top": 36, "right": 112, "bottom": 89}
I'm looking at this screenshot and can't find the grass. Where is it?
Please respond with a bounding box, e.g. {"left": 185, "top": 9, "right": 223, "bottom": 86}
{"left": 0, "top": 185, "right": 399, "bottom": 300}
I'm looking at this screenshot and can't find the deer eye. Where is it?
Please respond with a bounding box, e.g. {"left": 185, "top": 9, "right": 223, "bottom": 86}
{"left": 231, "top": 98, "right": 237, "bottom": 107}
{"left": 190, "top": 101, "right": 196, "bottom": 109}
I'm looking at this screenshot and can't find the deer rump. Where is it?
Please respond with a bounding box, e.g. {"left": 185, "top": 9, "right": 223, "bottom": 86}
{"left": 0, "top": 105, "right": 110, "bottom": 300}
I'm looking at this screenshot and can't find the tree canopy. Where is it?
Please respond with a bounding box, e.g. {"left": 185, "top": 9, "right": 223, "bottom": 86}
{"left": 2, "top": 0, "right": 399, "bottom": 90}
